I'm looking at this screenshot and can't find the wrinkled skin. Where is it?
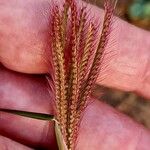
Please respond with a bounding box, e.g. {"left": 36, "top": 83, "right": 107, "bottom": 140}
{"left": 0, "top": 0, "right": 150, "bottom": 150}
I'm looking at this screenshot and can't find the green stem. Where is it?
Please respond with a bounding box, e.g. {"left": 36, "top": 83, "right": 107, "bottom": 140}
{"left": 0, "top": 109, "right": 55, "bottom": 121}
{"left": 0, "top": 108, "right": 67, "bottom": 150}
{"left": 55, "top": 121, "right": 68, "bottom": 150}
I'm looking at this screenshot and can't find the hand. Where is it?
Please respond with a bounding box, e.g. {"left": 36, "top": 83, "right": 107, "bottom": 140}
{"left": 0, "top": 0, "right": 150, "bottom": 150}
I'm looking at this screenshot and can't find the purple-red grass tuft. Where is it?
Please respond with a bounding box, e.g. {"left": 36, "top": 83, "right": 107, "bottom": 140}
{"left": 48, "top": 0, "right": 117, "bottom": 149}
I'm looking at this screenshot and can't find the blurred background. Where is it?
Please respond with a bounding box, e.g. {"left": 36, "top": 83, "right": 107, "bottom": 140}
{"left": 87, "top": 0, "right": 150, "bottom": 129}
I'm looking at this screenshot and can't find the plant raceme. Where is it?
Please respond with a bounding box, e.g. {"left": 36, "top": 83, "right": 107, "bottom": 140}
{"left": 47, "top": 0, "right": 117, "bottom": 149}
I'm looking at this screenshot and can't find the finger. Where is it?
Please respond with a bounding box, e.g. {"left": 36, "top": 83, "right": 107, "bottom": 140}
{"left": 0, "top": 0, "right": 150, "bottom": 99}
{"left": 0, "top": 0, "right": 50, "bottom": 73}
{"left": 77, "top": 100, "right": 150, "bottom": 150}
{"left": 0, "top": 66, "right": 150, "bottom": 150}
{"left": 0, "top": 65, "right": 57, "bottom": 149}
{"left": 0, "top": 135, "right": 33, "bottom": 150}
{"left": 0, "top": 112, "right": 57, "bottom": 150}
{"left": 98, "top": 20, "right": 150, "bottom": 99}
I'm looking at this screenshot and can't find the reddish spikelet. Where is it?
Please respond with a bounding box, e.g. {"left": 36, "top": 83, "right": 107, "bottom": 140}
{"left": 76, "top": 7, "right": 87, "bottom": 48}
{"left": 51, "top": 6, "right": 68, "bottom": 140}
{"left": 78, "top": 23, "right": 95, "bottom": 89}
{"left": 66, "top": 1, "right": 79, "bottom": 149}
{"left": 49, "top": 0, "right": 117, "bottom": 149}
{"left": 60, "top": 3, "right": 69, "bottom": 49}
{"left": 77, "top": 0, "right": 116, "bottom": 114}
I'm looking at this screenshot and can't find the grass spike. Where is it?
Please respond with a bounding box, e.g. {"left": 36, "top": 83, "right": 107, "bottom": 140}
{"left": 52, "top": 5, "right": 68, "bottom": 140}
{"left": 66, "top": 2, "right": 79, "bottom": 149}
{"left": 77, "top": 0, "right": 116, "bottom": 115}
{"left": 49, "top": 0, "right": 118, "bottom": 149}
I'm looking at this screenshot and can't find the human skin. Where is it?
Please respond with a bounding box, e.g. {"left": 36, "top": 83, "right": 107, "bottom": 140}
{"left": 0, "top": 0, "right": 150, "bottom": 150}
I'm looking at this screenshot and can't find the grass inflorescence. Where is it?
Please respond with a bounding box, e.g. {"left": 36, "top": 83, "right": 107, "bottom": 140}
{"left": 49, "top": 0, "right": 118, "bottom": 149}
